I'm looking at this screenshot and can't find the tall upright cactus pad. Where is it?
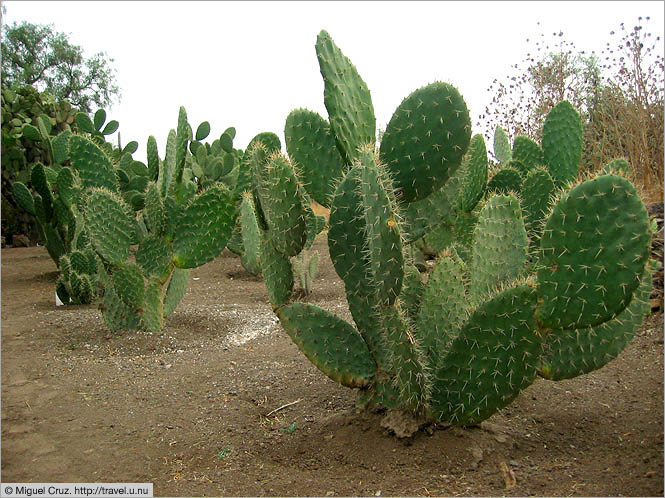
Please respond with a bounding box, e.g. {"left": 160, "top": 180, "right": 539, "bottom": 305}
{"left": 84, "top": 189, "right": 136, "bottom": 266}
{"left": 457, "top": 134, "right": 488, "bottom": 213}
{"left": 316, "top": 30, "right": 375, "bottom": 165}
{"left": 284, "top": 108, "right": 346, "bottom": 207}
{"left": 255, "top": 153, "right": 307, "bottom": 257}
{"left": 416, "top": 251, "right": 468, "bottom": 365}
{"left": 536, "top": 174, "right": 651, "bottom": 329}
{"left": 521, "top": 168, "right": 556, "bottom": 241}
{"left": 470, "top": 194, "right": 528, "bottom": 301}
{"left": 164, "top": 268, "right": 190, "bottom": 317}
{"left": 430, "top": 285, "right": 541, "bottom": 425}
{"left": 328, "top": 167, "right": 374, "bottom": 299}
{"left": 493, "top": 125, "right": 512, "bottom": 164}
{"left": 240, "top": 193, "right": 262, "bottom": 276}
{"left": 379, "top": 82, "right": 472, "bottom": 203}
{"left": 542, "top": 100, "right": 583, "bottom": 186}
{"left": 261, "top": 236, "right": 294, "bottom": 309}
{"left": 358, "top": 147, "right": 404, "bottom": 306}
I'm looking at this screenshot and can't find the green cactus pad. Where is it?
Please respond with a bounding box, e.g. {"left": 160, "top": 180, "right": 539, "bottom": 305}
{"left": 542, "top": 101, "right": 583, "bottom": 186}
{"left": 70, "top": 250, "right": 92, "bottom": 275}
{"left": 537, "top": 174, "right": 651, "bottom": 329}
{"left": 12, "top": 182, "right": 36, "bottom": 216}
{"left": 112, "top": 263, "right": 145, "bottom": 308}
{"left": 416, "top": 251, "right": 469, "bottom": 369}
{"left": 512, "top": 136, "right": 544, "bottom": 175}
{"left": 240, "top": 193, "right": 262, "bottom": 276}
{"left": 316, "top": 30, "right": 375, "bottom": 165}
{"left": 261, "top": 236, "right": 294, "bottom": 308}
{"left": 328, "top": 167, "right": 373, "bottom": 299}
{"left": 140, "top": 279, "right": 165, "bottom": 332}
{"left": 247, "top": 132, "right": 282, "bottom": 154}
{"left": 358, "top": 147, "right": 404, "bottom": 305}
{"left": 136, "top": 235, "right": 173, "bottom": 279}
{"left": 430, "top": 285, "right": 541, "bottom": 425}
{"left": 84, "top": 188, "right": 136, "bottom": 266}
{"left": 164, "top": 268, "right": 189, "bottom": 316}
{"left": 399, "top": 263, "right": 425, "bottom": 323}
{"left": 159, "top": 129, "right": 177, "bottom": 198}
{"left": 277, "top": 302, "right": 376, "bottom": 388}
{"left": 486, "top": 168, "right": 522, "bottom": 195}
{"left": 284, "top": 108, "right": 346, "bottom": 207}
{"left": 539, "top": 262, "right": 652, "bottom": 380}
{"left": 101, "top": 281, "right": 141, "bottom": 331}
{"left": 144, "top": 182, "right": 165, "bottom": 235}
{"left": 400, "top": 182, "right": 456, "bottom": 243}
{"left": 470, "top": 194, "right": 528, "bottom": 302}
{"left": 257, "top": 153, "right": 307, "bottom": 257}
{"left": 69, "top": 135, "right": 118, "bottom": 192}
{"left": 147, "top": 136, "right": 160, "bottom": 181}
{"left": 31, "top": 163, "right": 53, "bottom": 203}
{"left": 56, "top": 167, "right": 77, "bottom": 208}
{"left": 602, "top": 157, "right": 631, "bottom": 176}
{"left": 53, "top": 198, "right": 75, "bottom": 227}
{"left": 172, "top": 185, "right": 236, "bottom": 269}
{"left": 70, "top": 272, "right": 94, "bottom": 304}
{"left": 379, "top": 306, "right": 431, "bottom": 412}
{"left": 457, "top": 134, "right": 488, "bottom": 213}
{"left": 43, "top": 223, "right": 66, "bottom": 264}
{"left": 521, "top": 168, "right": 556, "bottom": 240}
{"left": 493, "top": 125, "right": 512, "bottom": 164}
{"left": 380, "top": 81, "right": 471, "bottom": 203}
{"left": 59, "top": 254, "right": 72, "bottom": 281}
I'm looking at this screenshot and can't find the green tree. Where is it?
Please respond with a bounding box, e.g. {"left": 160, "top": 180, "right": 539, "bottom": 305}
{"left": 1, "top": 21, "right": 121, "bottom": 113}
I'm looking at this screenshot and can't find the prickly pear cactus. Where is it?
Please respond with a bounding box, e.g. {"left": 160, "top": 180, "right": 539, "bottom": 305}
{"left": 261, "top": 30, "right": 655, "bottom": 433}
{"left": 80, "top": 108, "right": 237, "bottom": 331}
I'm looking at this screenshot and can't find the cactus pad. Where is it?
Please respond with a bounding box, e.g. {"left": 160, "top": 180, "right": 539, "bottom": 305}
{"left": 380, "top": 82, "right": 471, "bottom": 203}
{"left": 430, "top": 285, "right": 541, "bottom": 425}
{"left": 470, "top": 194, "right": 528, "bottom": 301}
{"left": 537, "top": 174, "right": 651, "bottom": 329}
{"left": 84, "top": 189, "right": 136, "bottom": 266}
{"left": 493, "top": 125, "right": 512, "bottom": 164}
{"left": 542, "top": 101, "right": 583, "bottom": 186}
{"left": 277, "top": 302, "right": 376, "bottom": 388}
{"left": 70, "top": 135, "right": 118, "bottom": 191}
{"left": 172, "top": 185, "right": 236, "bottom": 268}
{"left": 540, "top": 262, "right": 652, "bottom": 380}
{"left": 316, "top": 30, "right": 375, "bottom": 165}
{"left": 284, "top": 108, "right": 346, "bottom": 207}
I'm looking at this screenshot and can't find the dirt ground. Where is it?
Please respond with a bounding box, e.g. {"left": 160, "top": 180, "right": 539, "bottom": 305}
{"left": 1, "top": 236, "right": 663, "bottom": 497}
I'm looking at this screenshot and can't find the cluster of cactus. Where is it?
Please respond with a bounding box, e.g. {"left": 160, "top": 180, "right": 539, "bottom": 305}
{"left": 79, "top": 107, "right": 237, "bottom": 331}
{"left": 416, "top": 99, "right": 586, "bottom": 260}
{"left": 187, "top": 123, "right": 240, "bottom": 190}
{"left": 2, "top": 86, "right": 80, "bottom": 240}
{"left": 10, "top": 107, "right": 147, "bottom": 304}
{"left": 258, "top": 30, "right": 655, "bottom": 427}
{"left": 224, "top": 132, "right": 326, "bottom": 278}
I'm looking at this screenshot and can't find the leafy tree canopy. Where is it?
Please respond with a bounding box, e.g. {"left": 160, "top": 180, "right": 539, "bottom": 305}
{"left": 1, "top": 21, "right": 121, "bottom": 113}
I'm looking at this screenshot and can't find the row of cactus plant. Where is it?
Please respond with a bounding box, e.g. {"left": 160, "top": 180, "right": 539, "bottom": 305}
{"left": 253, "top": 29, "right": 655, "bottom": 429}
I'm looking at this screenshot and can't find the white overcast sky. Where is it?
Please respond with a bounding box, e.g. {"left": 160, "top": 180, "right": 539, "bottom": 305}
{"left": 4, "top": 1, "right": 664, "bottom": 161}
